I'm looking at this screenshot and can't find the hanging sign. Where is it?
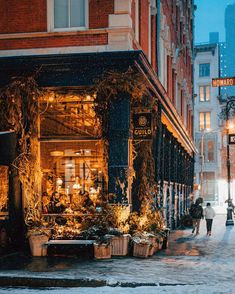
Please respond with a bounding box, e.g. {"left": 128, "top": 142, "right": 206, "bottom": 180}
{"left": 229, "top": 134, "right": 235, "bottom": 144}
{"left": 133, "top": 112, "right": 152, "bottom": 140}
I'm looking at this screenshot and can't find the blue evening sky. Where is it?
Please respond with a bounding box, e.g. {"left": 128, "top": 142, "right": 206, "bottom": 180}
{"left": 195, "top": 0, "right": 232, "bottom": 43}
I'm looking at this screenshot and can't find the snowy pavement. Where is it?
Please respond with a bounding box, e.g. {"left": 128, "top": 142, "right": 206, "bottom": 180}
{"left": 0, "top": 214, "right": 235, "bottom": 293}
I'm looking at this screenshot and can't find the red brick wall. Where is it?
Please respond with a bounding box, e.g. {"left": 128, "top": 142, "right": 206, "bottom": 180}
{"left": 89, "top": 0, "right": 114, "bottom": 29}
{"left": 0, "top": 0, "right": 47, "bottom": 34}
{"left": 139, "top": 0, "right": 149, "bottom": 58}
{"left": 151, "top": 15, "right": 157, "bottom": 71}
{"left": 0, "top": 33, "right": 108, "bottom": 50}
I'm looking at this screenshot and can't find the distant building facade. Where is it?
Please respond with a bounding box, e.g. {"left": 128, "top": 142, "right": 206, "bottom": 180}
{"left": 194, "top": 43, "right": 222, "bottom": 206}
{"left": 224, "top": 2, "right": 235, "bottom": 96}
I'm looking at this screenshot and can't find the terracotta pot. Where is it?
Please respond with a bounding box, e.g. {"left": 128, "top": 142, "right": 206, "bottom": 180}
{"left": 94, "top": 243, "right": 112, "bottom": 259}
{"left": 29, "top": 235, "right": 49, "bottom": 257}
{"left": 133, "top": 243, "right": 150, "bottom": 258}
{"left": 111, "top": 235, "right": 130, "bottom": 256}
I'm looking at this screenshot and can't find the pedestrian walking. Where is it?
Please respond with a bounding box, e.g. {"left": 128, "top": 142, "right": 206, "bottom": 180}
{"left": 203, "top": 202, "right": 215, "bottom": 236}
{"left": 189, "top": 198, "right": 204, "bottom": 235}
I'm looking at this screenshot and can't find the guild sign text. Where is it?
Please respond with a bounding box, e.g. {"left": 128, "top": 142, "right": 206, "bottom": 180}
{"left": 133, "top": 112, "right": 152, "bottom": 140}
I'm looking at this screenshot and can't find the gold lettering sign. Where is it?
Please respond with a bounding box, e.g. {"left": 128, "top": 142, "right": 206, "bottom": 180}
{"left": 133, "top": 112, "right": 152, "bottom": 140}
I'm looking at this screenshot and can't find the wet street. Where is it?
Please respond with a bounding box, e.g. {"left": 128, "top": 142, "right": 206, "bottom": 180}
{"left": 0, "top": 214, "right": 235, "bottom": 293}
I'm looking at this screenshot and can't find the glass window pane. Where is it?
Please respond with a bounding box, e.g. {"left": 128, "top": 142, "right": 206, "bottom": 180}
{"left": 70, "top": 0, "right": 85, "bottom": 27}
{"left": 206, "top": 86, "right": 210, "bottom": 101}
{"left": 199, "top": 63, "right": 210, "bottom": 77}
{"left": 54, "top": 0, "right": 69, "bottom": 28}
{"left": 199, "top": 86, "right": 204, "bottom": 101}
{"left": 199, "top": 112, "right": 204, "bottom": 130}
{"left": 207, "top": 140, "right": 214, "bottom": 162}
{"left": 205, "top": 112, "right": 211, "bottom": 129}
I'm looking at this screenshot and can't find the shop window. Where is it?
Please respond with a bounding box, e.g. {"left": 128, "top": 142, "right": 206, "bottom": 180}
{"left": 199, "top": 85, "right": 210, "bottom": 102}
{"left": 53, "top": 0, "right": 87, "bottom": 30}
{"left": 39, "top": 93, "right": 104, "bottom": 215}
{"left": 40, "top": 141, "right": 104, "bottom": 214}
{"left": 199, "top": 63, "right": 210, "bottom": 77}
{"left": 0, "top": 166, "right": 9, "bottom": 219}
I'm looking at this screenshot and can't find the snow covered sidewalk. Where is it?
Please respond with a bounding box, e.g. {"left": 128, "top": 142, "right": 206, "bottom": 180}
{"left": 0, "top": 214, "right": 235, "bottom": 293}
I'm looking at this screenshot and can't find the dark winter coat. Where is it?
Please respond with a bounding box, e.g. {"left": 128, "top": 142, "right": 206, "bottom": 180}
{"left": 190, "top": 203, "right": 203, "bottom": 220}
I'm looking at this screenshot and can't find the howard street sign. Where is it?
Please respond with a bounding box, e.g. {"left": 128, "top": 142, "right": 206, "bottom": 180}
{"left": 229, "top": 134, "right": 235, "bottom": 144}
{"left": 212, "top": 77, "right": 235, "bottom": 87}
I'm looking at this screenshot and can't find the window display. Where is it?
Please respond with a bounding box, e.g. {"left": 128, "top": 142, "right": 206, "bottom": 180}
{"left": 39, "top": 92, "right": 104, "bottom": 216}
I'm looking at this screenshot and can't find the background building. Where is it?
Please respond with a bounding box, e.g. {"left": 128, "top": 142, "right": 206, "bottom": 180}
{"left": 224, "top": 1, "right": 235, "bottom": 96}
{"left": 194, "top": 43, "right": 223, "bottom": 207}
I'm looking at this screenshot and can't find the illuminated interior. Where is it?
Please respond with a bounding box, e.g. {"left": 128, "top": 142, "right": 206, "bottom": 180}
{"left": 0, "top": 166, "right": 9, "bottom": 219}
{"left": 39, "top": 92, "right": 104, "bottom": 214}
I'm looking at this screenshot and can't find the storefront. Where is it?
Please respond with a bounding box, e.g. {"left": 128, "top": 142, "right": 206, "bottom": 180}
{"left": 0, "top": 51, "right": 195, "bottom": 248}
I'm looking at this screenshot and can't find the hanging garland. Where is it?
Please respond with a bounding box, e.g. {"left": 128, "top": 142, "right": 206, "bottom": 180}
{"left": 0, "top": 77, "right": 47, "bottom": 226}
{"left": 92, "top": 67, "right": 148, "bottom": 136}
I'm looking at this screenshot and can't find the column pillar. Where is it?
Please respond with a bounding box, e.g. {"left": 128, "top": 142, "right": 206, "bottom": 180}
{"left": 108, "top": 93, "right": 131, "bottom": 204}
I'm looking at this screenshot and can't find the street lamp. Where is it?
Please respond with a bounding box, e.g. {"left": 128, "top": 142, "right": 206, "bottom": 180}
{"left": 224, "top": 97, "right": 235, "bottom": 226}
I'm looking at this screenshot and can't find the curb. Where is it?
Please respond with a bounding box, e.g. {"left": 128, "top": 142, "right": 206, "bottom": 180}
{"left": 0, "top": 276, "right": 203, "bottom": 288}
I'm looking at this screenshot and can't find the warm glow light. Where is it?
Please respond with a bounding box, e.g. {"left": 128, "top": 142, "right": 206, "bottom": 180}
{"left": 50, "top": 151, "right": 64, "bottom": 157}
{"left": 228, "top": 122, "right": 235, "bottom": 130}
{"left": 72, "top": 183, "right": 81, "bottom": 189}
{"left": 56, "top": 178, "right": 63, "bottom": 186}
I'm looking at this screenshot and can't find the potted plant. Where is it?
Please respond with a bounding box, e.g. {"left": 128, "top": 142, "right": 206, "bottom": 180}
{"left": 132, "top": 235, "right": 151, "bottom": 258}
{"left": 107, "top": 204, "right": 131, "bottom": 256}
{"left": 93, "top": 235, "right": 112, "bottom": 260}
{"left": 27, "top": 227, "right": 51, "bottom": 257}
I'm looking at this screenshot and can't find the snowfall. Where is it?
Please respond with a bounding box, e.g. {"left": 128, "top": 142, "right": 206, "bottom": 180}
{"left": 0, "top": 213, "right": 235, "bottom": 294}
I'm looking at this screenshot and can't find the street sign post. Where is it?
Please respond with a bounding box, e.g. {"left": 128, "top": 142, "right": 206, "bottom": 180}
{"left": 212, "top": 77, "right": 235, "bottom": 87}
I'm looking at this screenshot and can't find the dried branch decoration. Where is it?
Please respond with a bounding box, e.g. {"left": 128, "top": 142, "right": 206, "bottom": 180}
{"left": 0, "top": 77, "right": 47, "bottom": 226}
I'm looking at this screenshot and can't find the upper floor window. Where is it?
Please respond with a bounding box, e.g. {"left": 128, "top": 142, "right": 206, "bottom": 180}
{"left": 199, "top": 63, "right": 210, "bottom": 77}
{"left": 207, "top": 140, "right": 215, "bottom": 162}
{"left": 53, "top": 0, "right": 86, "bottom": 30}
{"left": 199, "top": 85, "right": 210, "bottom": 102}
{"left": 199, "top": 112, "right": 211, "bottom": 130}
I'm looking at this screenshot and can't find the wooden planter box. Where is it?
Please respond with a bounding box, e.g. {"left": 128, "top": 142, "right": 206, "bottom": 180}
{"left": 111, "top": 235, "right": 130, "bottom": 256}
{"left": 29, "top": 235, "right": 49, "bottom": 257}
{"left": 133, "top": 243, "right": 150, "bottom": 258}
{"left": 94, "top": 243, "right": 112, "bottom": 259}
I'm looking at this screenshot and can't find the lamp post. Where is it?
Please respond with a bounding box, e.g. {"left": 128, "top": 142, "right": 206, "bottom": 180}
{"left": 224, "top": 97, "right": 235, "bottom": 226}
